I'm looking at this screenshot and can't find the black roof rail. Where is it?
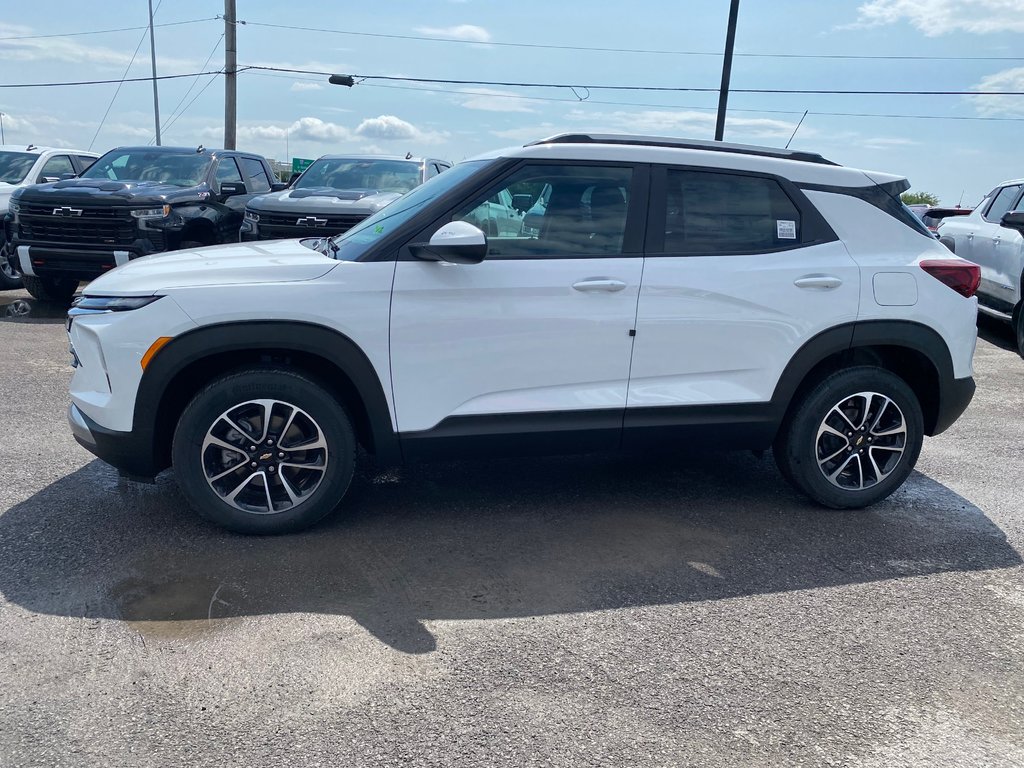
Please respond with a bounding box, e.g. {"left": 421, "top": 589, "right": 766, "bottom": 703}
{"left": 527, "top": 133, "right": 839, "bottom": 166}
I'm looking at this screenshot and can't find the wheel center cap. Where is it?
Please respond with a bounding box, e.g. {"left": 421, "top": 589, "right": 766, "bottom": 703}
{"left": 258, "top": 451, "right": 273, "bottom": 461}
{"left": 855, "top": 436, "right": 864, "bottom": 446}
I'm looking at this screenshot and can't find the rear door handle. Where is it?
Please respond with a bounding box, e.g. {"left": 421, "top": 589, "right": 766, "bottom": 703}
{"left": 967, "top": 233, "right": 974, "bottom": 240}
{"left": 572, "top": 278, "right": 627, "bottom": 292}
{"left": 794, "top": 275, "right": 843, "bottom": 290}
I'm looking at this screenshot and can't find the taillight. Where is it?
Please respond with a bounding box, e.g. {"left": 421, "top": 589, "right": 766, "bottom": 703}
{"left": 919, "top": 259, "right": 980, "bottom": 298}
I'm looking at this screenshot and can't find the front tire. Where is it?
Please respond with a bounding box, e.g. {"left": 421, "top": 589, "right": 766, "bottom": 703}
{"left": 21, "top": 274, "right": 78, "bottom": 303}
{"left": 171, "top": 368, "right": 357, "bottom": 534}
{"left": 774, "top": 366, "right": 923, "bottom": 509}
{"left": 0, "top": 244, "right": 23, "bottom": 290}
{"left": 1014, "top": 303, "right": 1024, "bottom": 359}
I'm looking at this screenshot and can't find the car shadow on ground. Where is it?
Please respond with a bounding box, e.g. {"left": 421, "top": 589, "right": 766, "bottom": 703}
{"left": 977, "top": 314, "right": 1018, "bottom": 353}
{"left": 0, "top": 451, "right": 1019, "bottom": 653}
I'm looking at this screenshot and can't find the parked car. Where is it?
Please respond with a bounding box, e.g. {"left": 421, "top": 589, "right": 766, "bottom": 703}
{"left": 241, "top": 155, "right": 451, "bottom": 241}
{"left": 0, "top": 145, "right": 99, "bottom": 290}
{"left": 907, "top": 204, "right": 973, "bottom": 235}
{"left": 9, "top": 145, "right": 282, "bottom": 303}
{"left": 937, "top": 179, "right": 1024, "bottom": 355}
{"left": 66, "top": 132, "right": 979, "bottom": 534}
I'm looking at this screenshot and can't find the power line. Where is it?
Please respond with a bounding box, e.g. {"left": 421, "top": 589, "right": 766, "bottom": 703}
{"left": 0, "top": 17, "right": 216, "bottom": 41}
{"left": 232, "top": 18, "right": 1024, "bottom": 62}
{"left": 89, "top": 1, "right": 163, "bottom": 151}
{"left": 239, "top": 65, "right": 1024, "bottom": 97}
{"left": 244, "top": 71, "right": 1024, "bottom": 123}
{"left": 0, "top": 70, "right": 224, "bottom": 88}
{"left": 159, "top": 73, "right": 221, "bottom": 137}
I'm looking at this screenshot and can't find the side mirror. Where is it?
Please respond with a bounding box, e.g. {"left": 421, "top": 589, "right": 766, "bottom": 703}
{"left": 39, "top": 175, "right": 61, "bottom": 184}
{"left": 511, "top": 193, "right": 534, "bottom": 214}
{"left": 220, "top": 181, "right": 247, "bottom": 197}
{"left": 1000, "top": 211, "right": 1024, "bottom": 234}
{"left": 270, "top": 181, "right": 289, "bottom": 192}
{"left": 409, "top": 220, "right": 487, "bottom": 265}
{"left": 59, "top": 172, "right": 78, "bottom": 181}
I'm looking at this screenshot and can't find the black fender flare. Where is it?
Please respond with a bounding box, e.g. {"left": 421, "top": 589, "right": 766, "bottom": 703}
{"left": 137, "top": 320, "right": 400, "bottom": 470}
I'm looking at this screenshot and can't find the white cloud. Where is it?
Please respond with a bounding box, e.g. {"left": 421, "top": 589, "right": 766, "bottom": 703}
{"left": 492, "top": 123, "right": 561, "bottom": 143}
{"left": 858, "top": 137, "right": 920, "bottom": 150}
{"left": 455, "top": 88, "right": 536, "bottom": 113}
{"left": 414, "top": 24, "right": 491, "bottom": 42}
{"left": 0, "top": 23, "right": 196, "bottom": 69}
{"left": 564, "top": 108, "right": 804, "bottom": 140}
{"left": 354, "top": 115, "right": 448, "bottom": 144}
{"left": 355, "top": 115, "right": 419, "bottom": 140}
{"left": 851, "top": 0, "right": 1024, "bottom": 35}
{"left": 202, "top": 117, "right": 353, "bottom": 143}
{"left": 290, "top": 81, "right": 323, "bottom": 92}
{"left": 969, "top": 66, "right": 1024, "bottom": 115}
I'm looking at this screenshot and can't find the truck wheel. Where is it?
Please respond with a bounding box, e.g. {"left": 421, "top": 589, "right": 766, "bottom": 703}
{"left": 21, "top": 274, "right": 78, "bottom": 304}
{"left": 0, "top": 244, "right": 23, "bottom": 290}
{"left": 774, "top": 366, "right": 923, "bottom": 509}
{"left": 171, "top": 368, "right": 357, "bottom": 534}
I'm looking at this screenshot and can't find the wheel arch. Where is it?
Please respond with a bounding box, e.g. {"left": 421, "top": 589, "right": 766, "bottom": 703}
{"left": 136, "top": 321, "right": 400, "bottom": 473}
{"left": 771, "top": 320, "right": 957, "bottom": 437}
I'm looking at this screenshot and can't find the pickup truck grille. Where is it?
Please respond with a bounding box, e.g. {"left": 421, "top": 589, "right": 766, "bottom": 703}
{"left": 257, "top": 212, "right": 367, "bottom": 240}
{"left": 18, "top": 203, "right": 138, "bottom": 247}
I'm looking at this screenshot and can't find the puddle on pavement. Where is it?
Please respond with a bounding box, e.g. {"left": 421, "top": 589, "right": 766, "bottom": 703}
{"left": 112, "top": 575, "right": 248, "bottom": 641}
{"left": 0, "top": 295, "right": 73, "bottom": 323}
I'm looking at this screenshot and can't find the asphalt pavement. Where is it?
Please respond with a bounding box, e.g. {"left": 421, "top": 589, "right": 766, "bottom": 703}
{"left": 1, "top": 289, "right": 1022, "bottom": 767}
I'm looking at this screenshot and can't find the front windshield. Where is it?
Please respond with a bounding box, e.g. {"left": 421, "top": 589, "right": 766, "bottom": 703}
{"left": 296, "top": 158, "right": 422, "bottom": 193}
{"left": 81, "top": 149, "right": 213, "bottom": 186}
{"left": 0, "top": 152, "right": 36, "bottom": 184}
{"left": 328, "top": 160, "right": 490, "bottom": 261}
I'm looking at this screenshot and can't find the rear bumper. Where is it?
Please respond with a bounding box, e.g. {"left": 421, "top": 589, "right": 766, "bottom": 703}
{"left": 931, "top": 375, "right": 975, "bottom": 436}
{"left": 69, "top": 404, "right": 159, "bottom": 479}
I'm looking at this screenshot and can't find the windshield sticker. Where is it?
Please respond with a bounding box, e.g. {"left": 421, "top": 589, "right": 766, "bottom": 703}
{"left": 374, "top": 224, "right": 384, "bottom": 235}
{"left": 776, "top": 220, "right": 797, "bottom": 239}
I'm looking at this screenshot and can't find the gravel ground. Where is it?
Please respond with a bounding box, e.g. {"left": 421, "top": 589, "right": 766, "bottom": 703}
{"left": 1, "top": 289, "right": 1022, "bottom": 767}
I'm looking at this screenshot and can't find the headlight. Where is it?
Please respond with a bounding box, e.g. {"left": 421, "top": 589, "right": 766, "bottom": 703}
{"left": 244, "top": 209, "right": 260, "bottom": 222}
{"left": 71, "top": 295, "right": 163, "bottom": 312}
{"left": 130, "top": 205, "right": 171, "bottom": 219}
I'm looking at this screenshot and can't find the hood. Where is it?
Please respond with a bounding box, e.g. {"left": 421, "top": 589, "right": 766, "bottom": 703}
{"left": 83, "top": 239, "right": 338, "bottom": 295}
{"left": 14, "top": 178, "right": 207, "bottom": 207}
{"left": 249, "top": 187, "right": 402, "bottom": 215}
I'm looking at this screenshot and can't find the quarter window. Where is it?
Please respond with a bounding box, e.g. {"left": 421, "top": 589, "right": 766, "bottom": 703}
{"left": 662, "top": 169, "right": 802, "bottom": 254}
{"left": 986, "top": 185, "right": 1022, "bottom": 222}
{"left": 453, "top": 164, "right": 633, "bottom": 257}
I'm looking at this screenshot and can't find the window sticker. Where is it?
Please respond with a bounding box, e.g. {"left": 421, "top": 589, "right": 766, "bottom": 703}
{"left": 776, "top": 219, "right": 797, "bottom": 239}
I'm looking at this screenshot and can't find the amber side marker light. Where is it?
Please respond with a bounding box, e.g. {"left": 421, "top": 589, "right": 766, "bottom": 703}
{"left": 141, "top": 337, "right": 173, "bottom": 370}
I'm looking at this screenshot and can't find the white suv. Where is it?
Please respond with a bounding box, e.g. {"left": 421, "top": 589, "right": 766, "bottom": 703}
{"left": 65, "top": 133, "right": 981, "bottom": 534}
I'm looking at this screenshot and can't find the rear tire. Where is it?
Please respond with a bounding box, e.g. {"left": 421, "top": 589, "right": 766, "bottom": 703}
{"left": 22, "top": 274, "right": 78, "bottom": 304}
{"left": 0, "top": 244, "right": 22, "bottom": 290}
{"left": 1013, "top": 302, "right": 1024, "bottom": 359}
{"left": 774, "top": 366, "right": 923, "bottom": 509}
{"left": 172, "top": 368, "right": 357, "bottom": 534}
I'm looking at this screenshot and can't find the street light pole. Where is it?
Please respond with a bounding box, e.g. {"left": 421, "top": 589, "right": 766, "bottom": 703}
{"left": 148, "top": 0, "right": 161, "bottom": 145}
{"left": 714, "top": 0, "right": 741, "bottom": 142}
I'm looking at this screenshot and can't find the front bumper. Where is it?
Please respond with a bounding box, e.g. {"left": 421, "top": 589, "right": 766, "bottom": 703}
{"left": 931, "top": 375, "right": 976, "bottom": 436}
{"left": 69, "top": 404, "right": 159, "bottom": 479}
{"left": 15, "top": 239, "right": 165, "bottom": 281}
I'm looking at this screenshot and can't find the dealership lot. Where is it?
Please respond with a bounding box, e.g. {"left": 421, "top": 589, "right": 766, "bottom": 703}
{"left": 0, "top": 291, "right": 1022, "bottom": 766}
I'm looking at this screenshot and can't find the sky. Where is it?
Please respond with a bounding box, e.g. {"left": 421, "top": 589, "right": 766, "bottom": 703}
{"left": 1, "top": 0, "right": 1023, "bottom": 206}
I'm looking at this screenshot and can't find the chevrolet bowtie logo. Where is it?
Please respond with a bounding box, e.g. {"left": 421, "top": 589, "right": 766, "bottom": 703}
{"left": 296, "top": 216, "right": 328, "bottom": 227}
{"left": 52, "top": 206, "right": 83, "bottom": 217}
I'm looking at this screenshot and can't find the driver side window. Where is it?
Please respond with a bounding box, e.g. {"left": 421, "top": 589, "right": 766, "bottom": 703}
{"left": 215, "top": 157, "right": 244, "bottom": 189}
{"left": 454, "top": 164, "right": 633, "bottom": 257}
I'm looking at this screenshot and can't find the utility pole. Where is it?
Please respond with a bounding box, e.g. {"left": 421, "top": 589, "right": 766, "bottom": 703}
{"left": 148, "top": 0, "right": 161, "bottom": 145}
{"left": 714, "top": 0, "right": 741, "bottom": 141}
{"left": 224, "top": 0, "right": 237, "bottom": 149}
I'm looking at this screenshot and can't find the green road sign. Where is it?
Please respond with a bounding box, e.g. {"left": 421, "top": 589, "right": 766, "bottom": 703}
{"left": 291, "top": 157, "right": 314, "bottom": 174}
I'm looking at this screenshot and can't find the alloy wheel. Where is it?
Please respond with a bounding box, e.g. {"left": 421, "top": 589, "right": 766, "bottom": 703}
{"left": 815, "top": 391, "right": 907, "bottom": 491}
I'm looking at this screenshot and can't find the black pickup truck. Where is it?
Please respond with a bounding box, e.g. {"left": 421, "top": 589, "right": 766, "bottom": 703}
{"left": 9, "top": 145, "right": 282, "bottom": 302}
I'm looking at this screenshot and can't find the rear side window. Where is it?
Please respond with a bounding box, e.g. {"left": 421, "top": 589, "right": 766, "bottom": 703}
{"left": 239, "top": 157, "right": 271, "bottom": 193}
{"left": 985, "top": 185, "right": 1022, "bottom": 222}
{"left": 663, "top": 169, "right": 801, "bottom": 253}
{"left": 74, "top": 155, "right": 96, "bottom": 172}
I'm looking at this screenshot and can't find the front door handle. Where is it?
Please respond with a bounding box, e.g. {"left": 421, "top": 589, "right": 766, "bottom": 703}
{"left": 794, "top": 275, "right": 843, "bottom": 290}
{"left": 572, "top": 278, "right": 627, "bottom": 292}
{"left": 966, "top": 233, "right": 974, "bottom": 240}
